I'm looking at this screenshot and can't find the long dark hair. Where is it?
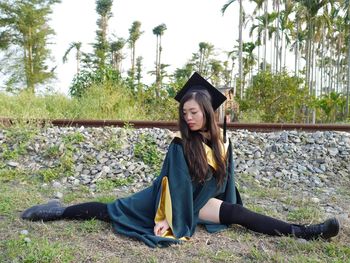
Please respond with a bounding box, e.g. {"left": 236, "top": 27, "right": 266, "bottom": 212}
{"left": 178, "top": 90, "right": 226, "bottom": 185}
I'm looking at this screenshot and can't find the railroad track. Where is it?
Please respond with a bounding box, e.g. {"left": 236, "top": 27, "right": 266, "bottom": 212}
{"left": 1, "top": 118, "right": 350, "bottom": 132}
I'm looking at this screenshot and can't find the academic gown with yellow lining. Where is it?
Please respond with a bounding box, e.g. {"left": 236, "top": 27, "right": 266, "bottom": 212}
{"left": 107, "top": 134, "right": 242, "bottom": 248}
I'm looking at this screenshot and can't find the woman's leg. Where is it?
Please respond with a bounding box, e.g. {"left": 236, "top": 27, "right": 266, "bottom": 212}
{"left": 219, "top": 201, "right": 291, "bottom": 236}
{"left": 21, "top": 200, "right": 111, "bottom": 222}
{"left": 62, "top": 202, "right": 111, "bottom": 222}
{"left": 219, "top": 201, "right": 339, "bottom": 240}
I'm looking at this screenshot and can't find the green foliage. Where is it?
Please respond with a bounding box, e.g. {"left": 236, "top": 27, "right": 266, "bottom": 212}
{"left": 241, "top": 70, "right": 310, "bottom": 122}
{"left": 134, "top": 134, "right": 162, "bottom": 169}
{"left": 316, "top": 91, "right": 347, "bottom": 122}
{"left": 137, "top": 84, "right": 178, "bottom": 120}
{"left": 0, "top": 82, "right": 165, "bottom": 120}
{"left": 0, "top": 0, "right": 60, "bottom": 93}
{"left": 69, "top": 67, "right": 122, "bottom": 98}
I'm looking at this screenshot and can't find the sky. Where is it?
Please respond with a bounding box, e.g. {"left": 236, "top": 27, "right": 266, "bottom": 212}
{"left": 48, "top": 0, "right": 247, "bottom": 95}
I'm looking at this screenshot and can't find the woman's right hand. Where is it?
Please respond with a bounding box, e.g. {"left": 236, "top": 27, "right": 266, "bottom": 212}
{"left": 154, "top": 219, "right": 170, "bottom": 236}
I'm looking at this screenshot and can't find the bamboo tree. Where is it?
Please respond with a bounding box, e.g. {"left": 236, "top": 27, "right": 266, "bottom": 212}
{"left": 128, "top": 21, "right": 143, "bottom": 86}
{"left": 191, "top": 42, "right": 214, "bottom": 77}
{"left": 0, "top": 0, "right": 60, "bottom": 93}
{"left": 94, "top": 0, "right": 113, "bottom": 69}
{"left": 152, "top": 23, "right": 167, "bottom": 96}
{"left": 110, "top": 38, "right": 125, "bottom": 73}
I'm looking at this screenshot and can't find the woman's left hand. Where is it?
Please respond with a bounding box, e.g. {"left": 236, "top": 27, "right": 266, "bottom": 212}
{"left": 154, "top": 219, "right": 170, "bottom": 236}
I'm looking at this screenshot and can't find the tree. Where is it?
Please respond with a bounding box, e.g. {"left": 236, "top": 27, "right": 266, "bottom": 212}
{"left": 152, "top": 23, "right": 167, "bottom": 97}
{"left": 249, "top": 11, "right": 278, "bottom": 72}
{"left": 110, "top": 38, "right": 125, "bottom": 73}
{"left": 135, "top": 56, "right": 143, "bottom": 91}
{"left": 0, "top": 0, "right": 60, "bottom": 93}
{"left": 190, "top": 42, "right": 215, "bottom": 77}
{"left": 94, "top": 0, "right": 113, "bottom": 69}
{"left": 127, "top": 21, "right": 143, "bottom": 87}
{"left": 242, "top": 70, "right": 309, "bottom": 122}
{"left": 62, "top": 42, "right": 82, "bottom": 74}
{"left": 222, "top": 0, "right": 244, "bottom": 99}
{"left": 317, "top": 91, "right": 346, "bottom": 122}
{"left": 344, "top": 0, "right": 350, "bottom": 119}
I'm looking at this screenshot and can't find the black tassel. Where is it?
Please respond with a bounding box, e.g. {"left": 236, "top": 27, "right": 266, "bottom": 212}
{"left": 223, "top": 116, "right": 227, "bottom": 143}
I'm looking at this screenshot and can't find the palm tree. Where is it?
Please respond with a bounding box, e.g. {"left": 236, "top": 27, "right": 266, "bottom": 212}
{"left": 279, "top": 0, "right": 293, "bottom": 70}
{"left": 62, "top": 42, "right": 82, "bottom": 74}
{"left": 345, "top": 0, "right": 350, "bottom": 119}
{"left": 242, "top": 41, "right": 257, "bottom": 88}
{"left": 249, "top": 0, "right": 265, "bottom": 73}
{"left": 249, "top": 11, "right": 277, "bottom": 71}
{"left": 273, "top": 0, "right": 281, "bottom": 73}
{"left": 152, "top": 23, "right": 167, "bottom": 96}
{"left": 294, "top": 0, "right": 332, "bottom": 123}
{"left": 222, "top": 0, "right": 244, "bottom": 99}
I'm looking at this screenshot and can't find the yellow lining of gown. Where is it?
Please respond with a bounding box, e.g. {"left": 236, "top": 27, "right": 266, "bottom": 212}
{"left": 154, "top": 176, "right": 189, "bottom": 240}
{"left": 154, "top": 131, "right": 228, "bottom": 240}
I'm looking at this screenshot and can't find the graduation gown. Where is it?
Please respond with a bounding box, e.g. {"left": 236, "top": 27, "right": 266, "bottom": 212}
{"left": 107, "top": 135, "right": 242, "bottom": 248}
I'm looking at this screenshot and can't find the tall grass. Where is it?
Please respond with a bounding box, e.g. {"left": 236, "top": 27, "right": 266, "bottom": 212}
{"left": 0, "top": 83, "right": 178, "bottom": 120}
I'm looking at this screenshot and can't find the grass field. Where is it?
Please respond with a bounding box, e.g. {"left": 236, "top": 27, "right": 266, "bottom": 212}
{"left": 0, "top": 168, "right": 349, "bottom": 263}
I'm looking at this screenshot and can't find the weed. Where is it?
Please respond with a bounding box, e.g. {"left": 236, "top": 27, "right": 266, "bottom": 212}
{"left": 134, "top": 134, "right": 162, "bottom": 169}
{"left": 287, "top": 206, "right": 322, "bottom": 222}
{"left": 59, "top": 151, "right": 74, "bottom": 176}
{"left": 209, "top": 249, "right": 238, "bottom": 262}
{"left": 62, "top": 132, "right": 85, "bottom": 144}
{"left": 104, "top": 138, "right": 123, "bottom": 152}
{"left": 78, "top": 219, "right": 105, "bottom": 234}
{"left": 38, "top": 168, "right": 62, "bottom": 182}
{"left": 93, "top": 195, "right": 118, "bottom": 203}
{"left": 0, "top": 168, "right": 28, "bottom": 182}
{"left": 96, "top": 178, "right": 134, "bottom": 192}
{"left": 43, "top": 145, "right": 61, "bottom": 158}
{"left": 123, "top": 121, "right": 134, "bottom": 130}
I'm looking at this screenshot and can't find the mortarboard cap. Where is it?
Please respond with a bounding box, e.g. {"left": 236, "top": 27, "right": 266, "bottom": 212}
{"left": 174, "top": 72, "right": 226, "bottom": 111}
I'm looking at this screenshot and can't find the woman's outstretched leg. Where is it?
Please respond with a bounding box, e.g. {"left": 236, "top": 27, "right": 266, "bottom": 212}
{"left": 21, "top": 201, "right": 111, "bottom": 222}
{"left": 62, "top": 202, "right": 111, "bottom": 222}
{"left": 219, "top": 202, "right": 339, "bottom": 240}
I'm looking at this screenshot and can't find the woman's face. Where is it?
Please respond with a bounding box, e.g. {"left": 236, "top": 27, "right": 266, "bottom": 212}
{"left": 183, "top": 99, "right": 205, "bottom": 131}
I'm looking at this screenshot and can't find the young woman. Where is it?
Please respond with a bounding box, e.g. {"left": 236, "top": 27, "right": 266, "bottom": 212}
{"left": 21, "top": 72, "right": 340, "bottom": 248}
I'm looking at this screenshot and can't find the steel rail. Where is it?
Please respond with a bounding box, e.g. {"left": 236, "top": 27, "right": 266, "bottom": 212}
{"left": 1, "top": 117, "right": 350, "bottom": 132}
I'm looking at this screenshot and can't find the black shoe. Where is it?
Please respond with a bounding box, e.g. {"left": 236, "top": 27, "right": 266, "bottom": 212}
{"left": 21, "top": 200, "right": 65, "bottom": 221}
{"left": 291, "top": 218, "right": 340, "bottom": 240}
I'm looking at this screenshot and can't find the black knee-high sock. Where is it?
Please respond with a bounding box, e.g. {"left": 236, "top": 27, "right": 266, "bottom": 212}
{"left": 62, "top": 202, "right": 111, "bottom": 222}
{"left": 219, "top": 202, "right": 292, "bottom": 236}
